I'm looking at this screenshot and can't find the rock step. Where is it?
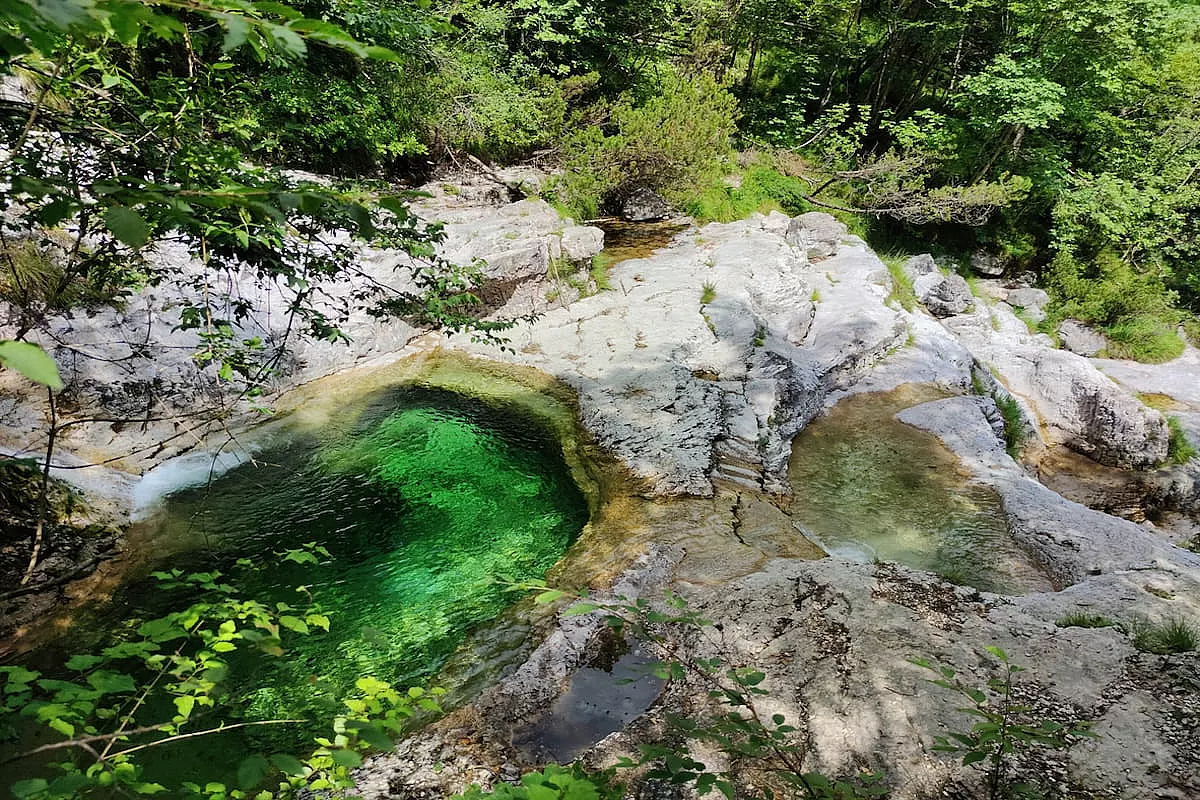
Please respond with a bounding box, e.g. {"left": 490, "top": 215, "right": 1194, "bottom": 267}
{"left": 710, "top": 469, "right": 762, "bottom": 491}
{"left": 714, "top": 462, "right": 761, "bottom": 481}
{"left": 714, "top": 437, "right": 761, "bottom": 464}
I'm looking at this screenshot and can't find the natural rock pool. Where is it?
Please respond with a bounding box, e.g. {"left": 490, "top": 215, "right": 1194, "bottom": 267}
{"left": 15, "top": 384, "right": 588, "bottom": 786}
{"left": 787, "top": 388, "right": 1052, "bottom": 594}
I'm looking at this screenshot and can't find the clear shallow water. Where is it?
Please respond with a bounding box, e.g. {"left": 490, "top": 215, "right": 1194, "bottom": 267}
{"left": 15, "top": 387, "right": 587, "bottom": 784}
{"left": 787, "top": 390, "right": 1051, "bottom": 594}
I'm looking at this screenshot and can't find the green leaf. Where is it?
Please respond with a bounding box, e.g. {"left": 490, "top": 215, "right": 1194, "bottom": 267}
{"left": 221, "top": 14, "right": 251, "bottom": 53}
{"left": 562, "top": 602, "right": 600, "bottom": 616}
{"left": 279, "top": 616, "right": 309, "bottom": 634}
{"left": 0, "top": 341, "right": 63, "bottom": 389}
{"left": 174, "top": 695, "right": 195, "bottom": 719}
{"left": 347, "top": 721, "right": 393, "bottom": 750}
{"left": 534, "top": 589, "right": 566, "bottom": 604}
{"left": 269, "top": 753, "right": 306, "bottom": 776}
{"left": 87, "top": 671, "right": 136, "bottom": 694}
{"left": 329, "top": 748, "right": 362, "bottom": 768}
{"left": 49, "top": 717, "right": 75, "bottom": 737}
{"left": 11, "top": 779, "right": 48, "bottom": 799}
{"left": 237, "top": 755, "right": 270, "bottom": 790}
{"left": 65, "top": 654, "right": 104, "bottom": 672}
{"left": 102, "top": 206, "right": 150, "bottom": 248}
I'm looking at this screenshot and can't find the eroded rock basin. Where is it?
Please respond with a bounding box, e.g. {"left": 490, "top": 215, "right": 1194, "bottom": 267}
{"left": 787, "top": 387, "right": 1052, "bottom": 594}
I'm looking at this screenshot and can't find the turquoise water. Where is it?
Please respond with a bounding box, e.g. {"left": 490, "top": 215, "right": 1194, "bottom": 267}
{"left": 10, "top": 387, "right": 588, "bottom": 786}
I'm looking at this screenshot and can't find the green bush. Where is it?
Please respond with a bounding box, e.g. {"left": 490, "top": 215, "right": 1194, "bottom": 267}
{"left": 421, "top": 48, "right": 570, "bottom": 162}
{"left": 548, "top": 74, "right": 738, "bottom": 219}
{"left": 453, "top": 765, "right": 622, "bottom": 800}
{"left": 683, "top": 166, "right": 811, "bottom": 223}
{"left": 1045, "top": 249, "right": 1186, "bottom": 363}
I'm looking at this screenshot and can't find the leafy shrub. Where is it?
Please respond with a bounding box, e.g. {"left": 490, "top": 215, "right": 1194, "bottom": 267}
{"left": 1047, "top": 249, "right": 1175, "bottom": 326}
{"left": 421, "top": 48, "right": 570, "bottom": 162}
{"left": 1045, "top": 249, "right": 1186, "bottom": 363}
{"left": 453, "top": 765, "right": 622, "bottom": 800}
{"left": 683, "top": 166, "right": 811, "bottom": 223}
{"left": 548, "top": 74, "right": 738, "bottom": 219}
{"left": 913, "top": 647, "right": 1094, "bottom": 800}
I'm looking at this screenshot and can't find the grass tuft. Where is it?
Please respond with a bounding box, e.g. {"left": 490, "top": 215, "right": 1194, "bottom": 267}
{"left": 1166, "top": 416, "right": 1196, "bottom": 465}
{"left": 1130, "top": 617, "right": 1198, "bottom": 654}
{"left": 700, "top": 282, "right": 717, "bottom": 304}
{"left": 1056, "top": 612, "right": 1117, "bottom": 629}
{"left": 1102, "top": 317, "right": 1185, "bottom": 363}
{"left": 590, "top": 253, "right": 615, "bottom": 291}
{"left": 995, "top": 393, "right": 1025, "bottom": 458}
{"left": 881, "top": 252, "right": 916, "bottom": 311}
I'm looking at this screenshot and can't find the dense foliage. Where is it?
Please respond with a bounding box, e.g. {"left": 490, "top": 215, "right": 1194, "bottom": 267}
{"left": 5, "top": 0, "right": 1199, "bottom": 364}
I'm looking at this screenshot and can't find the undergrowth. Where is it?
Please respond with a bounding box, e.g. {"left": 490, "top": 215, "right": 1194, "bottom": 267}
{"left": 1102, "top": 317, "right": 1184, "bottom": 363}
{"left": 683, "top": 165, "right": 811, "bottom": 223}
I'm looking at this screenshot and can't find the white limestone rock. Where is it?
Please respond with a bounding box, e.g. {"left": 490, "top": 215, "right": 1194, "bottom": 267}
{"left": 945, "top": 303, "right": 1169, "bottom": 468}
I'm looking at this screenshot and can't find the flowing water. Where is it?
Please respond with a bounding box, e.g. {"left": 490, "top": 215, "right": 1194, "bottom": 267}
{"left": 787, "top": 389, "right": 1052, "bottom": 594}
{"left": 10, "top": 385, "right": 588, "bottom": 787}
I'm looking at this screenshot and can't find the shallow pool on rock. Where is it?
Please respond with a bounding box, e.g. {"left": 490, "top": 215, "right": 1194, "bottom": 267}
{"left": 787, "top": 389, "right": 1051, "bottom": 594}
{"left": 25, "top": 386, "right": 588, "bottom": 783}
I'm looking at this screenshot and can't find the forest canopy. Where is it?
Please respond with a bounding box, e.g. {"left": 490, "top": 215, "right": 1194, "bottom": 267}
{"left": 2, "top": 0, "right": 1199, "bottom": 366}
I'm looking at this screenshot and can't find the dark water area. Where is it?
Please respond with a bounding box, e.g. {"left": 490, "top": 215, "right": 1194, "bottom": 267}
{"left": 4, "top": 387, "right": 588, "bottom": 791}
{"left": 593, "top": 219, "right": 688, "bottom": 264}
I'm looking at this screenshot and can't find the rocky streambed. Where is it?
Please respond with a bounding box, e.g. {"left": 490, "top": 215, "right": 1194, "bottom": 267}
{"left": 3, "top": 168, "right": 1200, "bottom": 798}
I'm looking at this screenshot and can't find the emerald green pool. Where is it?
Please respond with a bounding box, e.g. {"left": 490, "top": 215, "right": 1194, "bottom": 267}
{"left": 24, "top": 386, "right": 587, "bottom": 784}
